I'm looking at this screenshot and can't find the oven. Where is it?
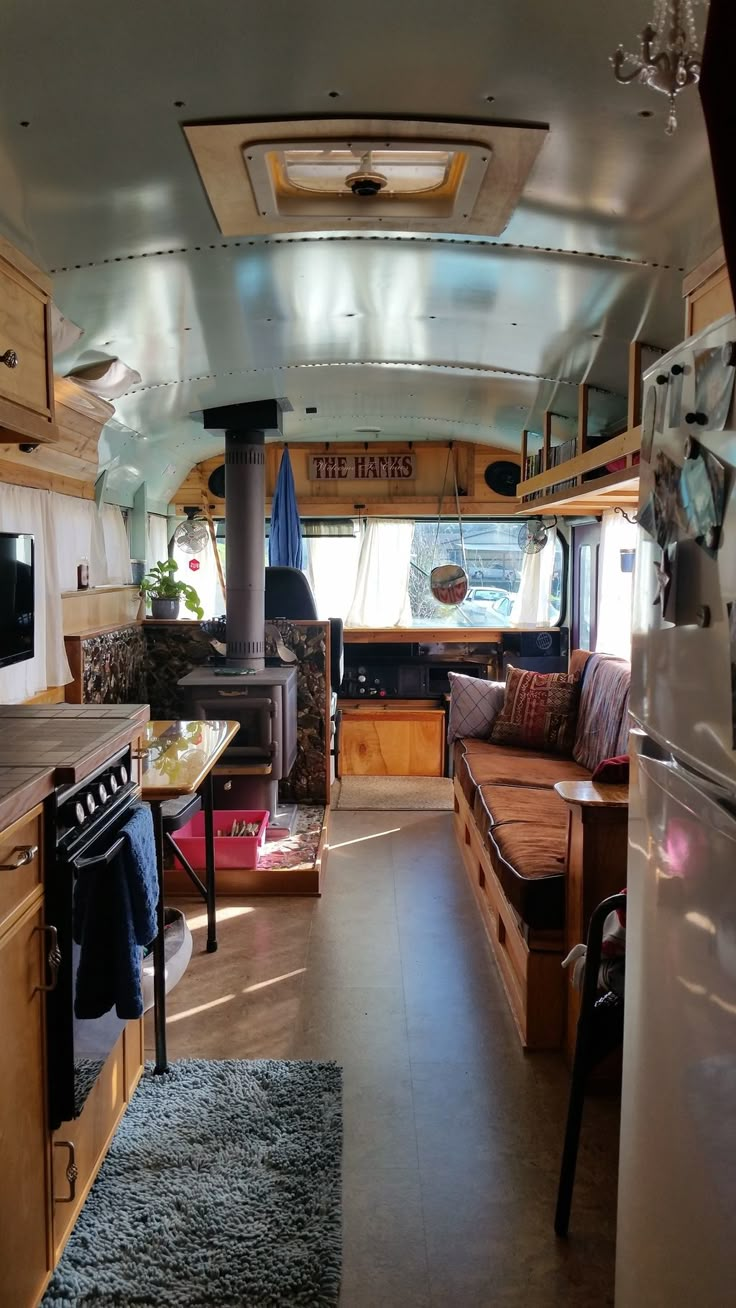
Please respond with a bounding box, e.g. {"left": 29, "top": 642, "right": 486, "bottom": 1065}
{"left": 45, "top": 745, "right": 139, "bottom": 1130}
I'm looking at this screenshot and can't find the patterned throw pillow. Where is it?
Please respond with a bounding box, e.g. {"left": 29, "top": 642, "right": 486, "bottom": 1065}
{"left": 447, "top": 672, "right": 506, "bottom": 743}
{"left": 489, "top": 666, "right": 581, "bottom": 755}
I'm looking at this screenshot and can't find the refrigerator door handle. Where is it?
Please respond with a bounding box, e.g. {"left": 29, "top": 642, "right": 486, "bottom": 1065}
{"left": 637, "top": 751, "right": 736, "bottom": 843}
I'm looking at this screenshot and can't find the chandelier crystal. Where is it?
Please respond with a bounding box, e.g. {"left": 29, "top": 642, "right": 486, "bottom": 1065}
{"left": 611, "top": 1, "right": 708, "bottom": 134}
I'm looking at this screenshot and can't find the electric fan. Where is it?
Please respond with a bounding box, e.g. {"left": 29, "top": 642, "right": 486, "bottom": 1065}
{"left": 173, "top": 508, "right": 209, "bottom": 555}
{"left": 518, "top": 517, "right": 557, "bottom": 554}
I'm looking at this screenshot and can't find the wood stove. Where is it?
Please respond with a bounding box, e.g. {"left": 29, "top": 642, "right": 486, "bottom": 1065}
{"left": 179, "top": 400, "right": 298, "bottom": 816}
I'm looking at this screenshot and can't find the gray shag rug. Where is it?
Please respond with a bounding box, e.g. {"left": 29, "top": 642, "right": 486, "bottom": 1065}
{"left": 333, "top": 775, "right": 454, "bottom": 810}
{"left": 43, "top": 1059, "right": 342, "bottom": 1308}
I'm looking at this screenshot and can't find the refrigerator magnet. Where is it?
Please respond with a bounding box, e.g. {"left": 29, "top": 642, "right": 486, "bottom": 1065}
{"left": 679, "top": 443, "right": 726, "bottom": 557}
{"left": 693, "top": 346, "right": 736, "bottom": 432}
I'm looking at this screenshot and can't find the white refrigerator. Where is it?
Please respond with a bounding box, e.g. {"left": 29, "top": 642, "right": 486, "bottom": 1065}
{"left": 616, "top": 313, "right": 736, "bottom": 1306}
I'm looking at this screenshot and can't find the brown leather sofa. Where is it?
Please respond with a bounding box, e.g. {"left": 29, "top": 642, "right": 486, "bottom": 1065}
{"left": 452, "top": 650, "right": 631, "bottom": 1049}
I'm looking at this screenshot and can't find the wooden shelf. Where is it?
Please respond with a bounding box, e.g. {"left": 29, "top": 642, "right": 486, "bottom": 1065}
{"left": 344, "top": 625, "right": 556, "bottom": 643}
{"left": 518, "top": 425, "right": 640, "bottom": 512}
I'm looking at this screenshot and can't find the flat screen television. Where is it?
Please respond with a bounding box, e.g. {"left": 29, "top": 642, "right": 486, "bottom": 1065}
{"left": 0, "top": 532, "right": 34, "bottom": 669}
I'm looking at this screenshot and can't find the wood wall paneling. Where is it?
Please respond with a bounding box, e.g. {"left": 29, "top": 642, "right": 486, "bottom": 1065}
{"left": 175, "top": 440, "right": 524, "bottom": 517}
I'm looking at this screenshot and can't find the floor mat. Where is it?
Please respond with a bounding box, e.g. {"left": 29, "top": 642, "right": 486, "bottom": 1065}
{"left": 332, "top": 775, "right": 454, "bottom": 810}
{"left": 43, "top": 1059, "right": 342, "bottom": 1308}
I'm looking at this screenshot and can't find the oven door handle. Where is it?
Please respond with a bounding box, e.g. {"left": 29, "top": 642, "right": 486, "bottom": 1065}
{"left": 71, "top": 834, "right": 126, "bottom": 870}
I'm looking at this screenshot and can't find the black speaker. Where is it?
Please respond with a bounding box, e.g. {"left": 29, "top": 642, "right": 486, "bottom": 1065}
{"left": 483, "top": 460, "right": 521, "bottom": 497}
{"left": 208, "top": 464, "right": 225, "bottom": 498}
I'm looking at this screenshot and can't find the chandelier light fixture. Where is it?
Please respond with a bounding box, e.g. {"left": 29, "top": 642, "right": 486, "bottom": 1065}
{"left": 611, "top": 1, "right": 709, "bottom": 134}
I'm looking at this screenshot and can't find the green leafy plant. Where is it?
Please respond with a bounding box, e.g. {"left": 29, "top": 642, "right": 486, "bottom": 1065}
{"left": 139, "top": 558, "right": 204, "bottom": 619}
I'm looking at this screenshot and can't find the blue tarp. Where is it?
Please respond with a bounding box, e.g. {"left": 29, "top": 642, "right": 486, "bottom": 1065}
{"left": 269, "top": 447, "right": 304, "bottom": 568}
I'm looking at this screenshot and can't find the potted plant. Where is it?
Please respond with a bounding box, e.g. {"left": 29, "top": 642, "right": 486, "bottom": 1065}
{"left": 139, "top": 558, "right": 204, "bottom": 620}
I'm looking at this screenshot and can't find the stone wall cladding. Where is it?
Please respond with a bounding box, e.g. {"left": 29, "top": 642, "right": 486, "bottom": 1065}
{"left": 143, "top": 619, "right": 329, "bottom": 803}
{"left": 81, "top": 626, "right": 147, "bottom": 704}
{"left": 266, "top": 621, "right": 329, "bottom": 805}
{"left": 143, "top": 624, "right": 214, "bottom": 718}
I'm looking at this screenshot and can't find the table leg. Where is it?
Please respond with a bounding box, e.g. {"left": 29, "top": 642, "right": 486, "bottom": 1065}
{"left": 203, "top": 772, "right": 218, "bottom": 954}
{"left": 150, "top": 799, "right": 168, "bottom": 1074}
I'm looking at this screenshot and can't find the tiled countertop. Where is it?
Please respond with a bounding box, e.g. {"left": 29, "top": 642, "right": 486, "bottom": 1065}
{"left": 0, "top": 703, "right": 150, "bottom": 829}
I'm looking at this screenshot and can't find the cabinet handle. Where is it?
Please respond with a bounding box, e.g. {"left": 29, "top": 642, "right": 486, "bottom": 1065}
{"left": 0, "top": 843, "right": 38, "bottom": 870}
{"left": 53, "top": 1140, "right": 78, "bottom": 1203}
{"left": 34, "top": 923, "right": 61, "bottom": 993}
{"left": 0, "top": 349, "right": 19, "bottom": 368}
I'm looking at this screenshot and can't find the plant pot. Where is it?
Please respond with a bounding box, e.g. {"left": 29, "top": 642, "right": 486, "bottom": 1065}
{"left": 151, "top": 597, "right": 180, "bottom": 620}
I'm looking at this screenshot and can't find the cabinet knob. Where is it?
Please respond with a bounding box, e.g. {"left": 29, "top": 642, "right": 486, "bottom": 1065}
{"left": 0, "top": 843, "right": 38, "bottom": 870}
{"left": 34, "top": 923, "right": 62, "bottom": 993}
{"left": 53, "top": 1140, "right": 78, "bottom": 1203}
{"left": 0, "top": 349, "right": 19, "bottom": 368}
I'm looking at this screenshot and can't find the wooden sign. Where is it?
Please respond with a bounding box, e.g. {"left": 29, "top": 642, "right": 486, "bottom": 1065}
{"left": 308, "top": 453, "right": 416, "bottom": 481}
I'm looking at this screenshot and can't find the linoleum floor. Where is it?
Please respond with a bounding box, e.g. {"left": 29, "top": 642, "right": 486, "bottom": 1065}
{"left": 145, "top": 808, "right": 618, "bottom": 1307}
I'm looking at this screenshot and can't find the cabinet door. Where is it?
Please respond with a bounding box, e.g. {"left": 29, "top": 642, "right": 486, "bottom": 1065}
{"left": 0, "top": 237, "right": 56, "bottom": 443}
{"left": 0, "top": 897, "right": 52, "bottom": 1308}
{"left": 341, "top": 709, "right": 445, "bottom": 776}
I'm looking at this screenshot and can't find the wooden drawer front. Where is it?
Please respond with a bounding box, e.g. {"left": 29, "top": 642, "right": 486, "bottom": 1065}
{"left": 341, "top": 709, "right": 445, "bottom": 776}
{"left": 0, "top": 899, "right": 52, "bottom": 1308}
{"left": 52, "top": 1036, "right": 126, "bottom": 1259}
{"left": 0, "top": 806, "right": 42, "bottom": 931}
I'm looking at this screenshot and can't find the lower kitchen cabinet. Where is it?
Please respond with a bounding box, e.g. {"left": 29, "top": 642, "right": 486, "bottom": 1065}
{"left": 0, "top": 894, "right": 53, "bottom": 1308}
{"left": 339, "top": 704, "right": 446, "bottom": 776}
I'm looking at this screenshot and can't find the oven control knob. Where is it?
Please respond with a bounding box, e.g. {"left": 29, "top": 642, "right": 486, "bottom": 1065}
{"left": 95, "top": 782, "right": 109, "bottom": 807}
{"left": 107, "top": 772, "right": 119, "bottom": 795}
{"left": 66, "top": 800, "right": 87, "bottom": 828}
{"left": 83, "top": 791, "right": 96, "bottom": 816}
{"left": 116, "top": 763, "right": 129, "bottom": 787}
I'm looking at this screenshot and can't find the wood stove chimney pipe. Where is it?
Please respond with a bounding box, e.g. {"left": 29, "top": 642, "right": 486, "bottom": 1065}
{"left": 200, "top": 400, "right": 283, "bottom": 670}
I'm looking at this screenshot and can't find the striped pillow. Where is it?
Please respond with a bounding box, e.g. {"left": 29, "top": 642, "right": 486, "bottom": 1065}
{"left": 489, "top": 666, "right": 581, "bottom": 755}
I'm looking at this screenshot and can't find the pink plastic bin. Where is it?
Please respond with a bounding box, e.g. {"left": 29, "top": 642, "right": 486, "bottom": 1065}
{"left": 171, "top": 809, "right": 269, "bottom": 870}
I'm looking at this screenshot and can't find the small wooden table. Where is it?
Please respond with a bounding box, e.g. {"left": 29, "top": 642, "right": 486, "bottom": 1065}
{"left": 554, "top": 780, "right": 629, "bottom": 1060}
{"left": 140, "top": 719, "right": 239, "bottom": 1074}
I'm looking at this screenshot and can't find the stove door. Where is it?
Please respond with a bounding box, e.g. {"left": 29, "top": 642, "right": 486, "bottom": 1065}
{"left": 187, "top": 692, "right": 276, "bottom": 763}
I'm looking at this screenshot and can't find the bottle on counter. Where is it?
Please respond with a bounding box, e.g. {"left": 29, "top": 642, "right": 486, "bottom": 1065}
{"left": 77, "top": 558, "right": 90, "bottom": 590}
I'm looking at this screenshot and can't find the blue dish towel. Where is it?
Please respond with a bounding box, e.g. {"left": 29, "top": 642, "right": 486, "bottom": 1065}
{"left": 74, "top": 803, "right": 159, "bottom": 1020}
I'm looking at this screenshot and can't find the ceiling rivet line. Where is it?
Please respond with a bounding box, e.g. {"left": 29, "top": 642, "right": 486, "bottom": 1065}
{"left": 123, "top": 358, "right": 622, "bottom": 399}
{"left": 47, "top": 233, "right": 685, "bottom": 275}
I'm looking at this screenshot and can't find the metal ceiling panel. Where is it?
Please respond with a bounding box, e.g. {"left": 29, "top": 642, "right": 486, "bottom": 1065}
{"left": 0, "top": 0, "right": 721, "bottom": 506}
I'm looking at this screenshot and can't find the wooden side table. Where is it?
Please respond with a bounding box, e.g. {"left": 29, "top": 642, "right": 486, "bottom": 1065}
{"left": 554, "top": 780, "right": 629, "bottom": 1061}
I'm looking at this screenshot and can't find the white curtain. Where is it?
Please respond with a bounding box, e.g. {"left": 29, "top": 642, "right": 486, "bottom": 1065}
{"left": 172, "top": 531, "right": 224, "bottom": 619}
{"left": 511, "top": 527, "right": 557, "bottom": 624}
{"left": 346, "top": 520, "right": 413, "bottom": 627}
{"left": 0, "top": 484, "right": 71, "bottom": 701}
{"left": 146, "top": 513, "right": 171, "bottom": 569}
{"left": 100, "top": 506, "right": 132, "bottom": 584}
{"left": 50, "top": 496, "right": 131, "bottom": 589}
{"left": 304, "top": 534, "right": 362, "bottom": 622}
{"left": 596, "top": 510, "right": 638, "bottom": 660}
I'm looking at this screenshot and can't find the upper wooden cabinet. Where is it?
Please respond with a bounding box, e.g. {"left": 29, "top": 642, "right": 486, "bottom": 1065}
{"left": 0, "top": 236, "right": 58, "bottom": 444}
{"left": 683, "top": 246, "right": 734, "bottom": 337}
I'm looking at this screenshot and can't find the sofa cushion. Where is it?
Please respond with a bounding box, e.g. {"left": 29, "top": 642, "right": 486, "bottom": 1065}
{"left": 447, "top": 672, "right": 505, "bottom": 743}
{"left": 489, "top": 666, "right": 581, "bottom": 755}
{"left": 572, "top": 653, "right": 631, "bottom": 771}
{"left": 474, "top": 782, "right": 570, "bottom": 835}
{"left": 462, "top": 744, "right": 590, "bottom": 802}
{"left": 470, "top": 784, "right": 569, "bottom": 930}
{"left": 489, "top": 822, "right": 568, "bottom": 930}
